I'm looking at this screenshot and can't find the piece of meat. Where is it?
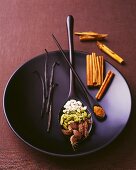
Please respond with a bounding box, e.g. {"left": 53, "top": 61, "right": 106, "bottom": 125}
{"left": 83, "top": 120, "right": 89, "bottom": 138}
{"left": 73, "top": 130, "right": 82, "bottom": 140}
{"left": 70, "top": 135, "right": 78, "bottom": 150}
{"left": 78, "top": 122, "right": 84, "bottom": 136}
{"left": 61, "top": 129, "right": 73, "bottom": 136}
{"left": 69, "top": 122, "right": 78, "bottom": 130}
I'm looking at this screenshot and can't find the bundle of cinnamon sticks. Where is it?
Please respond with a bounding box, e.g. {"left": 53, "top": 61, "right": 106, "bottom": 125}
{"left": 86, "top": 52, "right": 115, "bottom": 100}
{"left": 86, "top": 52, "right": 104, "bottom": 87}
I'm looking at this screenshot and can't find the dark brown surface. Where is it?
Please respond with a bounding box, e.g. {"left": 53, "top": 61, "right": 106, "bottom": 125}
{"left": 0, "top": 0, "right": 136, "bottom": 169}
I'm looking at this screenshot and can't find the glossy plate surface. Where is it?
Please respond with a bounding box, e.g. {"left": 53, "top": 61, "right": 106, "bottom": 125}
{"left": 3, "top": 51, "right": 132, "bottom": 157}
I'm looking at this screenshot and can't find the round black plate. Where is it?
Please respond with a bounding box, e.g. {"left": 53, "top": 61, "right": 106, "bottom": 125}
{"left": 3, "top": 51, "right": 132, "bottom": 157}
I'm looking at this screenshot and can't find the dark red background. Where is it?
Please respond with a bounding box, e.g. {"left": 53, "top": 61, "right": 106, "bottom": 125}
{"left": 0, "top": 0, "right": 136, "bottom": 169}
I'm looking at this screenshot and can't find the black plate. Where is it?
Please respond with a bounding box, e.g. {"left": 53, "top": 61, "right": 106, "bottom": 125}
{"left": 3, "top": 51, "right": 132, "bottom": 157}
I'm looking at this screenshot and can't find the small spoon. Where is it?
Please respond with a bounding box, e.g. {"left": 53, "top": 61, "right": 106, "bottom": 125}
{"left": 59, "top": 15, "right": 93, "bottom": 149}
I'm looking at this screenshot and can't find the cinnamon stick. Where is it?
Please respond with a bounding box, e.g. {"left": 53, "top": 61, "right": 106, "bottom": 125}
{"left": 79, "top": 34, "right": 108, "bottom": 41}
{"left": 86, "top": 55, "right": 91, "bottom": 86}
{"left": 79, "top": 35, "right": 106, "bottom": 41}
{"left": 92, "top": 53, "right": 97, "bottom": 85}
{"left": 101, "top": 56, "right": 104, "bottom": 83}
{"left": 95, "top": 70, "right": 114, "bottom": 100}
{"left": 97, "top": 41, "right": 124, "bottom": 64}
{"left": 75, "top": 31, "right": 108, "bottom": 41}
{"left": 89, "top": 55, "right": 93, "bottom": 85}
{"left": 75, "top": 31, "right": 100, "bottom": 36}
{"left": 96, "top": 56, "right": 101, "bottom": 85}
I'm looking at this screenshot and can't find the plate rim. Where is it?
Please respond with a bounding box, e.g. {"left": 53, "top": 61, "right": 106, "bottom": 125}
{"left": 3, "top": 50, "right": 132, "bottom": 157}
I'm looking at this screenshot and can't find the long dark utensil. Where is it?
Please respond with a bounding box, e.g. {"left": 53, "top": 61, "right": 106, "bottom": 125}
{"left": 52, "top": 34, "right": 94, "bottom": 105}
{"left": 58, "top": 15, "right": 93, "bottom": 150}
{"left": 67, "top": 15, "right": 76, "bottom": 99}
{"left": 52, "top": 30, "right": 105, "bottom": 118}
{"left": 66, "top": 15, "right": 91, "bottom": 105}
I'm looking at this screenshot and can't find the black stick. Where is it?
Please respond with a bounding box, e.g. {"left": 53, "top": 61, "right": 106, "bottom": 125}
{"left": 46, "top": 61, "right": 59, "bottom": 132}
{"left": 46, "top": 62, "right": 59, "bottom": 115}
{"left": 44, "top": 49, "right": 49, "bottom": 98}
{"left": 46, "top": 83, "right": 57, "bottom": 132}
{"left": 33, "top": 71, "right": 45, "bottom": 117}
{"left": 52, "top": 34, "right": 102, "bottom": 109}
{"left": 47, "top": 104, "right": 52, "bottom": 132}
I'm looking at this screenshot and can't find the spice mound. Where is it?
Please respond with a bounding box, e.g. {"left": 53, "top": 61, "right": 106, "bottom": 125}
{"left": 94, "top": 105, "right": 105, "bottom": 118}
{"left": 60, "top": 99, "right": 92, "bottom": 150}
